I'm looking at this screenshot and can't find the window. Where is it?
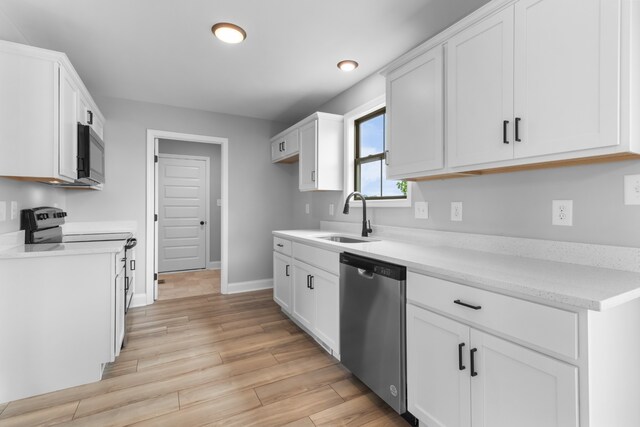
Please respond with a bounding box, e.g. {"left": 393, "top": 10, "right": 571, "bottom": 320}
{"left": 354, "top": 108, "right": 406, "bottom": 200}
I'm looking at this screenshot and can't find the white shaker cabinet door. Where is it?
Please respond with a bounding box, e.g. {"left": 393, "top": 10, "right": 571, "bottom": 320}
{"left": 292, "top": 262, "right": 315, "bottom": 331}
{"left": 407, "top": 305, "right": 471, "bottom": 427}
{"left": 298, "top": 120, "right": 318, "bottom": 191}
{"left": 386, "top": 45, "right": 444, "bottom": 178}
{"left": 58, "top": 65, "right": 78, "bottom": 181}
{"left": 312, "top": 267, "right": 339, "bottom": 356}
{"left": 470, "top": 329, "right": 579, "bottom": 427}
{"left": 273, "top": 252, "right": 292, "bottom": 313}
{"left": 447, "top": 6, "right": 515, "bottom": 167}
{"left": 513, "top": 0, "right": 620, "bottom": 158}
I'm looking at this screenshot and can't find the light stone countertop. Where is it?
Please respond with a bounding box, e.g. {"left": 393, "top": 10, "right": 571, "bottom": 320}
{"left": 273, "top": 229, "right": 640, "bottom": 312}
{"left": 0, "top": 240, "right": 127, "bottom": 259}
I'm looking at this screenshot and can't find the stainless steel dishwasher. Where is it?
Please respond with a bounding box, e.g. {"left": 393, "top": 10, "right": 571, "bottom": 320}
{"left": 340, "top": 252, "right": 416, "bottom": 424}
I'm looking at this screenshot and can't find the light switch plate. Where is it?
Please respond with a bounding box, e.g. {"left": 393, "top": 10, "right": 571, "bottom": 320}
{"left": 552, "top": 200, "right": 573, "bottom": 226}
{"left": 329, "top": 204, "right": 335, "bottom": 216}
{"left": 305, "top": 203, "right": 310, "bottom": 215}
{"left": 415, "top": 202, "right": 429, "bottom": 219}
{"left": 451, "top": 202, "right": 463, "bottom": 222}
{"left": 624, "top": 174, "right": 640, "bottom": 205}
{"left": 0, "top": 202, "right": 6, "bottom": 222}
{"left": 216, "top": 199, "right": 222, "bottom": 207}
{"left": 10, "top": 201, "right": 18, "bottom": 220}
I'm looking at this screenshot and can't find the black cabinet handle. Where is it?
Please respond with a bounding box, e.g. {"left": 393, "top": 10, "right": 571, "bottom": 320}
{"left": 503, "top": 120, "right": 509, "bottom": 144}
{"left": 87, "top": 110, "right": 93, "bottom": 125}
{"left": 276, "top": 243, "right": 284, "bottom": 247}
{"left": 306, "top": 275, "right": 311, "bottom": 289}
{"left": 458, "top": 343, "right": 466, "bottom": 371}
{"left": 285, "top": 265, "right": 290, "bottom": 277}
{"left": 282, "top": 141, "right": 286, "bottom": 152}
{"left": 311, "top": 171, "right": 315, "bottom": 182}
{"left": 309, "top": 276, "right": 315, "bottom": 290}
{"left": 470, "top": 348, "right": 478, "bottom": 377}
{"left": 515, "top": 117, "right": 521, "bottom": 142}
{"left": 454, "top": 299, "right": 482, "bottom": 310}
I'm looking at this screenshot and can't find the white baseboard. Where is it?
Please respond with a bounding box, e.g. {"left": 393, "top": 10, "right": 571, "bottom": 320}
{"left": 227, "top": 278, "right": 273, "bottom": 294}
{"left": 207, "top": 261, "right": 221, "bottom": 270}
{"left": 130, "top": 293, "right": 149, "bottom": 308}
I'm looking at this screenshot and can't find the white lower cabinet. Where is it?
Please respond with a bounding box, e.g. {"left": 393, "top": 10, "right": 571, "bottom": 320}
{"left": 273, "top": 252, "right": 292, "bottom": 313}
{"left": 407, "top": 305, "right": 578, "bottom": 427}
{"left": 292, "top": 259, "right": 340, "bottom": 356}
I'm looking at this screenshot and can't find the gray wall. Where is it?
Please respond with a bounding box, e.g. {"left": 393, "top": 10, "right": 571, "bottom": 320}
{"left": 159, "top": 139, "right": 222, "bottom": 263}
{"left": 66, "top": 96, "right": 291, "bottom": 296}
{"left": 293, "top": 75, "right": 640, "bottom": 248}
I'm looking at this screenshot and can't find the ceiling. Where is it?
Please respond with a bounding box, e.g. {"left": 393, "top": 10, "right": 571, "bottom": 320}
{"left": 0, "top": 0, "right": 490, "bottom": 124}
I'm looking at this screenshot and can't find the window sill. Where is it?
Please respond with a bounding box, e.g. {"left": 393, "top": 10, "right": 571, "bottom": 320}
{"left": 346, "top": 198, "right": 411, "bottom": 208}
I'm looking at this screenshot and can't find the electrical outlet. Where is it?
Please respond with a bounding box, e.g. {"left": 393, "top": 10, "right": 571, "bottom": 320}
{"left": 624, "top": 174, "right": 640, "bottom": 205}
{"left": 216, "top": 199, "right": 222, "bottom": 207}
{"left": 329, "top": 204, "right": 335, "bottom": 216}
{"left": 305, "top": 203, "right": 310, "bottom": 215}
{"left": 451, "top": 202, "right": 463, "bottom": 222}
{"left": 552, "top": 200, "right": 573, "bottom": 226}
{"left": 0, "top": 201, "right": 6, "bottom": 222}
{"left": 415, "top": 202, "right": 429, "bottom": 219}
{"left": 10, "top": 201, "right": 18, "bottom": 220}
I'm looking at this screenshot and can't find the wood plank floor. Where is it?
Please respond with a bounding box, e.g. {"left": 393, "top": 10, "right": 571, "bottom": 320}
{"left": 158, "top": 269, "right": 220, "bottom": 301}
{"left": 0, "top": 271, "right": 407, "bottom": 426}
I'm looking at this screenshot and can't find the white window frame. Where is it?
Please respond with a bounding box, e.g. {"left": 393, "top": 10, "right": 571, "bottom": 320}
{"left": 343, "top": 95, "right": 412, "bottom": 208}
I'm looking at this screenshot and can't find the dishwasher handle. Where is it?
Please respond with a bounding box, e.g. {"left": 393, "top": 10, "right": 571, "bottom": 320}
{"left": 357, "top": 268, "right": 375, "bottom": 279}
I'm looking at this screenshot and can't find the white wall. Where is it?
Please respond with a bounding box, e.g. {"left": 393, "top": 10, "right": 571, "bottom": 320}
{"left": 159, "top": 139, "right": 222, "bottom": 263}
{"left": 292, "top": 75, "right": 640, "bottom": 248}
{"left": 65, "top": 96, "right": 292, "bottom": 296}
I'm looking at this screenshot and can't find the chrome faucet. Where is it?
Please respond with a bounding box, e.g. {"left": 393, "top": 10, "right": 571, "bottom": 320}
{"left": 343, "top": 191, "right": 373, "bottom": 237}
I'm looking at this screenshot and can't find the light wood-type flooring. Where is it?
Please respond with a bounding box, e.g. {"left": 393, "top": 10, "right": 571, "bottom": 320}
{"left": 0, "top": 271, "right": 407, "bottom": 426}
{"left": 158, "top": 269, "right": 221, "bottom": 301}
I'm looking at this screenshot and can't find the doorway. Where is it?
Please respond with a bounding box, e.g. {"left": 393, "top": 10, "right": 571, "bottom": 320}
{"left": 146, "top": 130, "right": 229, "bottom": 305}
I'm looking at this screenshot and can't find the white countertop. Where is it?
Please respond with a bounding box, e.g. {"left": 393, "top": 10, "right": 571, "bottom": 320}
{"left": 274, "top": 229, "right": 640, "bottom": 311}
{"left": 0, "top": 240, "right": 127, "bottom": 259}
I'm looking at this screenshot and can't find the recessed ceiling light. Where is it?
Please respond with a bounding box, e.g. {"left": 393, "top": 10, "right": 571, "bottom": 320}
{"left": 337, "top": 60, "right": 358, "bottom": 72}
{"left": 211, "top": 22, "right": 246, "bottom": 44}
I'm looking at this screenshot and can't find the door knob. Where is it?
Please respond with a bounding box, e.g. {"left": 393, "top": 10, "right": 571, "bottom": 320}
{"left": 200, "top": 221, "right": 206, "bottom": 225}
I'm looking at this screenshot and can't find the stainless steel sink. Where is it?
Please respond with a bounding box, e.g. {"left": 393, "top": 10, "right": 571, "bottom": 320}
{"left": 317, "top": 235, "right": 379, "bottom": 244}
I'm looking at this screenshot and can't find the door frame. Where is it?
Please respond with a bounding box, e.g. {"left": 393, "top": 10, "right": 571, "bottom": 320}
{"left": 146, "top": 129, "right": 229, "bottom": 305}
{"left": 157, "top": 153, "right": 211, "bottom": 273}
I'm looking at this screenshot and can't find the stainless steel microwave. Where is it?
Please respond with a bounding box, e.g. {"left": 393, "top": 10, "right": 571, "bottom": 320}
{"left": 77, "top": 123, "right": 105, "bottom": 185}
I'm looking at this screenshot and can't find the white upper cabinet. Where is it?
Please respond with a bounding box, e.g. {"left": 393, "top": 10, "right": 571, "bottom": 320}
{"left": 299, "top": 120, "right": 318, "bottom": 191}
{"left": 0, "top": 41, "right": 105, "bottom": 184}
{"left": 58, "top": 65, "right": 79, "bottom": 181}
{"left": 512, "top": 0, "right": 620, "bottom": 158}
{"left": 271, "top": 128, "right": 299, "bottom": 163}
{"left": 386, "top": 45, "right": 444, "bottom": 178}
{"left": 447, "top": 6, "right": 515, "bottom": 167}
{"left": 297, "top": 113, "right": 343, "bottom": 192}
{"left": 382, "top": 0, "right": 636, "bottom": 180}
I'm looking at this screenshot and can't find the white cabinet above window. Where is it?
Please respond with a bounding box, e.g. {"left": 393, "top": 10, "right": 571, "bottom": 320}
{"left": 271, "top": 128, "right": 299, "bottom": 163}
{"left": 0, "top": 40, "right": 105, "bottom": 185}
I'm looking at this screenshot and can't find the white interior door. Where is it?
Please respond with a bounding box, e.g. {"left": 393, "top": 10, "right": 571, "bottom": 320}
{"left": 158, "top": 155, "right": 207, "bottom": 272}
{"left": 154, "top": 139, "right": 159, "bottom": 299}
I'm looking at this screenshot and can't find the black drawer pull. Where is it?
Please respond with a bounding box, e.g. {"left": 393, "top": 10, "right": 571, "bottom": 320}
{"left": 306, "top": 275, "right": 311, "bottom": 289}
{"left": 470, "top": 348, "right": 478, "bottom": 377}
{"left": 309, "top": 276, "right": 314, "bottom": 290}
{"left": 454, "top": 299, "right": 482, "bottom": 310}
{"left": 458, "top": 343, "right": 466, "bottom": 371}
{"left": 276, "top": 243, "right": 284, "bottom": 247}
{"left": 503, "top": 120, "right": 509, "bottom": 144}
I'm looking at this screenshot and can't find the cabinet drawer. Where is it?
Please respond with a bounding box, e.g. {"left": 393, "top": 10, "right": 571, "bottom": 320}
{"left": 293, "top": 242, "right": 339, "bottom": 275}
{"left": 407, "top": 272, "right": 578, "bottom": 359}
{"left": 273, "top": 237, "right": 292, "bottom": 256}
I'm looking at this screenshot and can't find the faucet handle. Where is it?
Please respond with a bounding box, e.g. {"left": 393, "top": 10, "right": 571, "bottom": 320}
{"left": 366, "top": 220, "right": 373, "bottom": 234}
